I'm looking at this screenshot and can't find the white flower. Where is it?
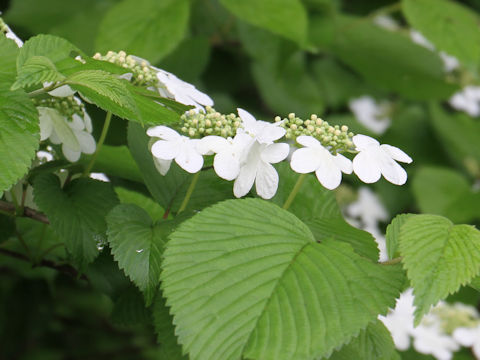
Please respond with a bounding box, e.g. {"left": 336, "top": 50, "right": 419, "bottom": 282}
{"left": 147, "top": 126, "right": 205, "bottom": 174}
{"left": 373, "top": 15, "right": 399, "bottom": 31}
{"left": 39, "top": 107, "right": 95, "bottom": 162}
{"left": 352, "top": 134, "right": 412, "bottom": 185}
{"left": 449, "top": 86, "right": 480, "bottom": 117}
{"left": 237, "top": 108, "right": 286, "bottom": 144}
{"left": 346, "top": 187, "right": 388, "bottom": 228}
{"left": 290, "top": 136, "right": 352, "bottom": 190}
{"left": 410, "top": 30, "right": 459, "bottom": 73}
{"left": 233, "top": 141, "right": 289, "bottom": 199}
{"left": 348, "top": 96, "right": 391, "bottom": 135}
{"left": 1, "top": 20, "right": 23, "bottom": 47}
{"left": 453, "top": 325, "right": 480, "bottom": 359}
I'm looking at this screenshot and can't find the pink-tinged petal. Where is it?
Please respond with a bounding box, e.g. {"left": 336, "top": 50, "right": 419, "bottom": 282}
{"left": 378, "top": 154, "right": 408, "bottom": 185}
{"left": 353, "top": 134, "right": 379, "bottom": 150}
{"left": 380, "top": 144, "right": 413, "bottom": 163}
{"left": 153, "top": 158, "right": 171, "bottom": 176}
{"left": 296, "top": 135, "right": 320, "bottom": 148}
{"left": 255, "top": 162, "right": 279, "bottom": 199}
{"left": 62, "top": 144, "right": 81, "bottom": 162}
{"left": 151, "top": 140, "right": 180, "bottom": 160}
{"left": 333, "top": 153, "right": 353, "bottom": 174}
{"left": 260, "top": 143, "right": 289, "bottom": 164}
{"left": 214, "top": 152, "right": 240, "bottom": 181}
{"left": 197, "top": 136, "right": 229, "bottom": 155}
{"left": 237, "top": 108, "right": 257, "bottom": 129}
{"left": 146, "top": 126, "right": 179, "bottom": 140}
{"left": 315, "top": 156, "right": 342, "bottom": 190}
{"left": 175, "top": 146, "right": 203, "bottom": 173}
{"left": 76, "top": 131, "right": 96, "bottom": 154}
{"left": 353, "top": 150, "right": 382, "bottom": 183}
{"left": 290, "top": 147, "right": 321, "bottom": 174}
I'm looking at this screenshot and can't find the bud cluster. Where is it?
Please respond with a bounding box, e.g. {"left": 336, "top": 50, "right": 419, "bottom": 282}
{"left": 179, "top": 106, "right": 241, "bottom": 138}
{"left": 431, "top": 303, "right": 480, "bottom": 334}
{"left": 275, "top": 113, "right": 355, "bottom": 154}
{"left": 93, "top": 50, "right": 158, "bottom": 87}
{"left": 33, "top": 96, "right": 84, "bottom": 120}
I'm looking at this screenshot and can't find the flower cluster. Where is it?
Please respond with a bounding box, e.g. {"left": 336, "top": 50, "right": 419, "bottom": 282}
{"left": 148, "top": 106, "right": 412, "bottom": 199}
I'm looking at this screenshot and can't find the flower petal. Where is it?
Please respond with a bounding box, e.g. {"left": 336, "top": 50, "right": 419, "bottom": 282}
{"left": 38, "top": 108, "right": 53, "bottom": 141}
{"left": 353, "top": 134, "right": 379, "bottom": 150}
{"left": 146, "top": 126, "right": 180, "bottom": 140}
{"left": 380, "top": 144, "right": 412, "bottom": 164}
{"left": 290, "top": 147, "right": 321, "bottom": 174}
{"left": 83, "top": 111, "right": 93, "bottom": 133}
{"left": 197, "top": 135, "right": 229, "bottom": 155}
{"left": 151, "top": 140, "right": 180, "bottom": 160}
{"left": 237, "top": 108, "right": 257, "bottom": 130}
{"left": 315, "top": 155, "right": 343, "bottom": 190}
{"left": 260, "top": 143, "right": 289, "bottom": 164}
{"left": 378, "top": 154, "right": 408, "bottom": 185}
{"left": 333, "top": 153, "right": 353, "bottom": 174}
{"left": 175, "top": 146, "right": 203, "bottom": 173}
{"left": 70, "top": 114, "right": 85, "bottom": 131}
{"left": 76, "top": 131, "right": 96, "bottom": 154}
{"left": 296, "top": 135, "right": 320, "bottom": 148}
{"left": 353, "top": 150, "right": 382, "bottom": 183}
{"left": 153, "top": 158, "right": 172, "bottom": 176}
{"left": 255, "top": 161, "right": 279, "bottom": 199}
{"left": 233, "top": 145, "right": 260, "bottom": 198}
{"left": 48, "top": 85, "right": 76, "bottom": 98}
{"left": 62, "top": 144, "right": 81, "bottom": 162}
{"left": 214, "top": 152, "right": 240, "bottom": 181}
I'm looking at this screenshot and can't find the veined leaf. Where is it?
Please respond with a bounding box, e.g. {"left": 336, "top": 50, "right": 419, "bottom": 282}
{"left": 0, "top": 85, "right": 39, "bottom": 192}
{"left": 0, "top": 35, "right": 19, "bottom": 85}
{"left": 12, "top": 56, "right": 65, "bottom": 90}
{"left": 115, "top": 187, "right": 165, "bottom": 222}
{"left": 385, "top": 213, "right": 414, "bottom": 260}
{"left": 399, "top": 214, "right": 480, "bottom": 323}
{"left": 106, "top": 204, "right": 166, "bottom": 305}
{"left": 161, "top": 199, "right": 405, "bottom": 360}
{"left": 33, "top": 174, "right": 119, "bottom": 268}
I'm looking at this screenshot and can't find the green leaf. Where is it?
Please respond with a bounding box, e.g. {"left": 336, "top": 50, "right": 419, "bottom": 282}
{"left": 153, "top": 293, "right": 187, "bottom": 360}
{"left": 327, "top": 320, "right": 400, "bottom": 360}
{"left": 12, "top": 56, "right": 65, "bottom": 91}
{"left": 470, "top": 276, "right": 480, "bottom": 292}
{"left": 96, "top": 0, "right": 190, "bottom": 64}
{"left": 412, "top": 166, "right": 480, "bottom": 223}
{"left": 330, "top": 16, "right": 458, "bottom": 100}
{"left": 115, "top": 187, "right": 165, "bottom": 222}
{"left": 402, "top": 0, "right": 480, "bottom": 64}
{"left": 111, "top": 286, "right": 152, "bottom": 326}
{"left": 0, "top": 85, "right": 39, "bottom": 192}
{"left": 65, "top": 70, "right": 139, "bottom": 121}
{"left": 219, "top": 0, "right": 308, "bottom": 45}
{"left": 385, "top": 214, "right": 414, "bottom": 260}
{"left": 0, "top": 35, "right": 20, "bottom": 85}
{"left": 33, "top": 174, "right": 119, "bottom": 268}
{"left": 17, "top": 34, "right": 82, "bottom": 70}
{"left": 399, "top": 214, "right": 480, "bottom": 323}
{"left": 161, "top": 199, "right": 405, "bottom": 360}
{"left": 107, "top": 204, "right": 166, "bottom": 306}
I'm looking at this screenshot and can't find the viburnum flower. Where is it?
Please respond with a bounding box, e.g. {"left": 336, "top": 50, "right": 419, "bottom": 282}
{"left": 237, "top": 108, "right": 286, "bottom": 144}
{"left": 290, "top": 136, "right": 352, "bottom": 190}
{"left": 352, "top": 134, "right": 412, "bottom": 185}
{"left": 147, "top": 126, "right": 205, "bottom": 174}
{"left": 449, "top": 86, "right": 480, "bottom": 117}
{"left": 348, "top": 96, "right": 391, "bottom": 135}
{"left": 453, "top": 325, "right": 480, "bottom": 358}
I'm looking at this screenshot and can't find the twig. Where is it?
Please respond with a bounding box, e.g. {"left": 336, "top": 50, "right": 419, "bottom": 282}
{"left": 0, "top": 200, "right": 49, "bottom": 224}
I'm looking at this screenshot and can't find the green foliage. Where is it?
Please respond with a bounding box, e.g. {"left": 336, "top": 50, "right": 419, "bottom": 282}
{"left": 403, "top": 0, "right": 480, "bottom": 64}
{"left": 11, "top": 55, "right": 65, "bottom": 90}
{"left": 399, "top": 214, "right": 480, "bottom": 324}
{"left": 96, "top": 0, "right": 190, "bottom": 64}
{"left": 0, "top": 35, "right": 19, "bottom": 85}
{"left": 110, "top": 286, "right": 152, "bottom": 326}
{"left": 33, "top": 174, "right": 119, "bottom": 267}
{"left": 219, "top": 0, "right": 308, "bottom": 45}
{"left": 115, "top": 187, "right": 165, "bottom": 221}
{"left": 0, "top": 85, "right": 39, "bottom": 192}
{"left": 106, "top": 204, "right": 165, "bottom": 305}
{"left": 161, "top": 199, "right": 405, "bottom": 360}
{"left": 385, "top": 213, "right": 414, "bottom": 260}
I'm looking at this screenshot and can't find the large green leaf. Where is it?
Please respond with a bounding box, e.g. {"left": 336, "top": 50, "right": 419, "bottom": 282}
{"left": 12, "top": 55, "right": 65, "bottom": 90}
{"left": 96, "top": 0, "right": 190, "bottom": 64}
{"left": 65, "top": 70, "right": 139, "bottom": 121}
{"left": 330, "top": 16, "right": 458, "bottom": 100}
{"left": 0, "top": 85, "right": 39, "bottom": 192}
{"left": 110, "top": 286, "right": 152, "bottom": 326}
{"left": 219, "top": 0, "right": 308, "bottom": 45}
{"left": 106, "top": 204, "right": 166, "bottom": 305}
{"left": 0, "top": 35, "right": 19, "bottom": 85}
{"left": 327, "top": 320, "right": 400, "bottom": 360}
{"left": 385, "top": 213, "right": 414, "bottom": 260}
{"left": 33, "top": 174, "right": 119, "bottom": 267}
{"left": 399, "top": 214, "right": 480, "bottom": 323}
{"left": 115, "top": 187, "right": 165, "bottom": 222}
{"left": 403, "top": 0, "right": 480, "bottom": 64}
{"left": 161, "top": 199, "right": 405, "bottom": 360}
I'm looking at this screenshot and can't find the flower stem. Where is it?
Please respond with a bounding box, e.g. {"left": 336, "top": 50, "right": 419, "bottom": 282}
{"left": 83, "top": 111, "right": 112, "bottom": 177}
{"left": 177, "top": 172, "right": 201, "bottom": 214}
{"left": 282, "top": 173, "right": 307, "bottom": 210}
{"left": 27, "top": 82, "right": 61, "bottom": 98}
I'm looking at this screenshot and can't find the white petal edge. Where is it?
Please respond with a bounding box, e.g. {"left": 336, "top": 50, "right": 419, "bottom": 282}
{"left": 353, "top": 150, "right": 382, "bottom": 183}
{"left": 353, "top": 134, "right": 380, "bottom": 150}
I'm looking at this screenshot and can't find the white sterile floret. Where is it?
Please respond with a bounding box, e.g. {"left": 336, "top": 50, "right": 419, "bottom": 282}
{"left": 352, "top": 134, "right": 412, "bottom": 185}
{"left": 410, "top": 30, "right": 459, "bottom": 73}
{"left": 453, "top": 325, "right": 480, "bottom": 358}
{"left": 233, "top": 141, "right": 289, "bottom": 199}
{"left": 39, "top": 107, "right": 95, "bottom": 162}
{"left": 290, "top": 136, "right": 352, "bottom": 190}
{"left": 348, "top": 96, "right": 391, "bottom": 135}
{"left": 449, "top": 86, "right": 480, "bottom": 117}
{"left": 237, "top": 108, "right": 286, "bottom": 144}
{"left": 148, "top": 126, "right": 205, "bottom": 174}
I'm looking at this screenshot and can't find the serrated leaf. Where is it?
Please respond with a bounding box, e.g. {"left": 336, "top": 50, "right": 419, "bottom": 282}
{"left": 470, "top": 277, "right": 480, "bottom": 292}
{"left": 0, "top": 85, "right": 39, "bottom": 192}
{"left": 65, "top": 70, "right": 139, "bottom": 121}
{"left": 161, "top": 198, "right": 405, "bottom": 360}
{"left": 33, "top": 174, "right": 119, "bottom": 268}
{"left": 219, "top": 0, "right": 308, "bottom": 45}
{"left": 0, "top": 35, "right": 20, "bottom": 85}
{"left": 107, "top": 204, "right": 165, "bottom": 306}
{"left": 115, "top": 187, "right": 165, "bottom": 222}
{"left": 403, "top": 0, "right": 480, "bottom": 64}
{"left": 399, "top": 214, "right": 480, "bottom": 323}
{"left": 327, "top": 320, "right": 400, "bottom": 360}
{"left": 153, "top": 293, "right": 187, "bottom": 360}
{"left": 385, "top": 214, "right": 414, "bottom": 260}
{"left": 17, "top": 34, "right": 82, "bottom": 70}
{"left": 12, "top": 56, "right": 65, "bottom": 90}
{"left": 96, "top": 0, "right": 190, "bottom": 64}
{"left": 330, "top": 16, "right": 458, "bottom": 100}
